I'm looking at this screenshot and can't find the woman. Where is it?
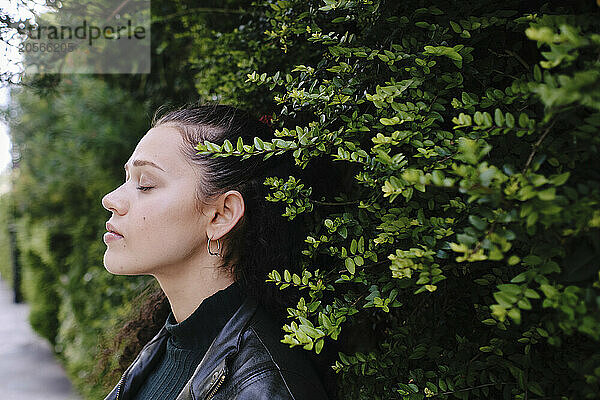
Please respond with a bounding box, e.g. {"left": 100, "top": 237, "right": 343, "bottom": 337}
{"left": 101, "top": 105, "right": 330, "bottom": 400}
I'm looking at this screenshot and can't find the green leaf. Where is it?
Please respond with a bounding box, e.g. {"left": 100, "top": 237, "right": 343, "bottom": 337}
{"left": 511, "top": 272, "right": 528, "bottom": 283}
{"left": 450, "top": 21, "right": 462, "bottom": 33}
{"left": 533, "top": 64, "right": 542, "bottom": 82}
{"left": 299, "top": 324, "right": 325, "bottom": 338}
{"left": 507, "top": 307, "right": 521, "bottom": 324}
{"left": 469, "top": 215, "right": 488, "bottom": 230}
{"left": 550, "top": 172, "right": 570, "bottom": 186}
{"left": 517, "top": 297, "right": 532, "bottom": 310}
{"left": 498, "top": 283, "right": 522, "bottom": 296}
{"left": 271, "top": 270, "right": 281, "bottom": 281}
{"left": 523, "top": 255, "right": 543, "bottom": 266}
{"left": 538, "top": 188, "right": 556, "bottom": 201}
{"left": 339, "top": 226, "right": 348, "bottom": 239}
{"left": 508, "top": 255, "right": 521, "bottom": 266}
{"left": 284, "top": 269, "right": 291, "bottom": 282}
{"left": 528, "top": 382, "right": 544, "bottom": 396}
{"left": 518, "top": 113, "right": 530, "bottom": 128}
{"left": 254, "top": 137, "right": 265, "bottom": 151}
{"left": 223, "top": 139, "right": 233, "bottom": 152}
{"left": 505, "top": 113, "right": 515, "bottom": 128}
{"left": 350, "top": 239, "right": 357, "bottom": 254}
{"left": 381, "top": 117, "right": 401, "bottom": 125}
{"left": 315, "top": 339, "right": 324, "bottom": 354}
{"left": 494, "top": 108, "right": 505, "bottom": 126}
{"left": 345, "top": 257, "right": 356, "bottom": 274}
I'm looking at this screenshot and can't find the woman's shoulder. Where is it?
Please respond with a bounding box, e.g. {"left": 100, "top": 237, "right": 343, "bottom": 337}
{"left": 220, "top": 301, "right": 330, "bottom": 400}
{"left": 183, "top": 297, "right": 330, "bottom": 400}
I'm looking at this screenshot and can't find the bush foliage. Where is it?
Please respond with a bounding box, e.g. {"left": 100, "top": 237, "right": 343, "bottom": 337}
{"left": 0, "top": 193, "right": 14, "bottom": 284}
{"left": 3, "top": 1, "right": 599, "bottom": 399}
{"left": 200, "top": 1, "right": 600, "bottom": 398}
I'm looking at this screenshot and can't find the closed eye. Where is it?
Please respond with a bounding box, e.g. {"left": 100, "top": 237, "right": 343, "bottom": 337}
{"left": 136, "top": 186, "right": 154, "bottom": 192}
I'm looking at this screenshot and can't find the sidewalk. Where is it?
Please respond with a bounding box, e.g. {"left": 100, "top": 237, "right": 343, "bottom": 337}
{"left": 0, "top": 278, "right": 81, "bottom": 400}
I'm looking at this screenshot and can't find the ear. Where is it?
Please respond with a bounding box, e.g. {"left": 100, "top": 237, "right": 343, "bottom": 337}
{"left": 205, "top": 190, "right": 245, "bottom": 240}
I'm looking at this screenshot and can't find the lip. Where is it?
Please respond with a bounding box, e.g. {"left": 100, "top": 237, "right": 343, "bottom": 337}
{"left": 103, "top": 232, "right": 124, "bottom": 243}
{"left": 104, "top": 222, "right": 124, "bottom": 243}
{"left": 106, "top": 222, "right": 123, "bottom": 236}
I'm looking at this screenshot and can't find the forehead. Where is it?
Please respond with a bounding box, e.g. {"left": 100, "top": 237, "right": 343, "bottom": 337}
{"left": 126, "top": 126, "right": 188, "bottom": 174}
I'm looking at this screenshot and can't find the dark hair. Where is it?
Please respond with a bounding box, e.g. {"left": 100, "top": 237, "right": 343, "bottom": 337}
{"left": 96, "top": 104, "right": 308, "bottom": 388}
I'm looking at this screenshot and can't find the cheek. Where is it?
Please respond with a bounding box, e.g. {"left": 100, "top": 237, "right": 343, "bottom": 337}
{"left": 138, "top": 196, "right": 203, "bottom": 241}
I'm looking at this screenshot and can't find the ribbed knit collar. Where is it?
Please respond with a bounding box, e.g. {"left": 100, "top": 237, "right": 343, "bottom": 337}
{"left": 164, "top": 282, "right": 245, "bottom": 350}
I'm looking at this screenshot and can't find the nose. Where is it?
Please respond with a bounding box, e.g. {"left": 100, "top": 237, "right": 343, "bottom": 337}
{"left": 102, "top": 185, "right": 128, "bottom": 215}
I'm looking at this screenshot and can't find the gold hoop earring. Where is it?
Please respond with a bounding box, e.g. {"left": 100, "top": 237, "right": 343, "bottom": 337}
{"left": 207, "top": 236, "right": 222, "bottom": 257}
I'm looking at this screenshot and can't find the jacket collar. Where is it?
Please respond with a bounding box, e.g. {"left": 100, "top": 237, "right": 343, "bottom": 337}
{"left": 188, "top": 297, "right": 258, "bottom": 398}
{"left": 107, "top": 297, "right": 258, "bottom": 400}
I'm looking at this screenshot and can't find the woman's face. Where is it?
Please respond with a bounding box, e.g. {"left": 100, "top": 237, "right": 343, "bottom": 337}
{"left": 101, "top": 125, "right": 208, "bottom": 275}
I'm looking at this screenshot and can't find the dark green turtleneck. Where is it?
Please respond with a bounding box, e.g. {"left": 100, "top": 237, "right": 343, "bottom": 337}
{"left": 133, "top": 283, "right": 245, "bottom": 400}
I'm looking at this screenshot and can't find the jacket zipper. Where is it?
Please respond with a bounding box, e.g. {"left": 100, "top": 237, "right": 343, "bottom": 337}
{"left": 205, "top": 369, "right": 226, "bottom": 400}
{"left": 115, "top": 374, "right": 125, "bottom": 400}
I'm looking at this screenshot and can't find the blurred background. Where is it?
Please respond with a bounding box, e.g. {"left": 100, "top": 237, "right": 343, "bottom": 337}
{"left": 0, "top": 0, "right": 281, "bottom": 398}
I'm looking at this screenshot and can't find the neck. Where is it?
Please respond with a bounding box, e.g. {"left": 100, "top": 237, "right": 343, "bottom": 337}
{"left": 152, "top": 258, "right": 234, "bottom": 323}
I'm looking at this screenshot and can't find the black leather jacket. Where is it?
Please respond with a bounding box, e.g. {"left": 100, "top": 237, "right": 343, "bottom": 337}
{"left": 104, "top": 298, "right": 330, "bottom": 400}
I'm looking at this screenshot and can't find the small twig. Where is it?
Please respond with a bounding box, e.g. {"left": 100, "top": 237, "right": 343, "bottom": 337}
{"left": 106, "top": 0, "right": 132, "bottom": 22}
{"left": 521, "top": 120, "right": 556, "bottom": 174}
{"left": 337, "top": 259, "right": 390, "bottom": 275}
{"left": 426, "top": 95, "right": 439, "bottom": 113}
{"left": 351, "top": 294, "right": 366, "bottom": 307}
{"left": 312, "top": 200, "right": 360, "bottom": 206}
{"left": 466, "top": 222, "right": 495, "bottom": 259}
{"left": 435, "top": 153, "right": 456, "bottom": 165}
{"left": 436, "top": 382, "right": 509, "bottom": 397}
{"left": 468, "top": 352, "right": 482, "bottom": 364}
{"left": 505, "top": 50, "right": 530, "bottom": 70}
{"left": 492, "top": 69, "right": 519, "bottom": 81}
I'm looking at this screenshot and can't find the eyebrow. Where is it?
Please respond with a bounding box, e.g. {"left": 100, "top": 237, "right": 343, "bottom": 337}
{"left": 124, "top": 159, "right": 165, "bottom": 172}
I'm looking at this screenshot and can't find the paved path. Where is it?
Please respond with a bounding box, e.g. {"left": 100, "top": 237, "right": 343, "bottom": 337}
{"left": 0, "top": 278, "right": 81, "bottom": 400}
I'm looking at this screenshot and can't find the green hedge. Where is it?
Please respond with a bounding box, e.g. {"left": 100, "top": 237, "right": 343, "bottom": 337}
{"left": 7, "top": 77, "right": 151, "bottom": 398}
{"left": 0, "top": 194, "right": 13, "bottom": 285}
{"left": 197, "top": 1, "right": 600, "bottom": 399}
{"left": 3, "top": 1, "right": 599, "bottom": 399}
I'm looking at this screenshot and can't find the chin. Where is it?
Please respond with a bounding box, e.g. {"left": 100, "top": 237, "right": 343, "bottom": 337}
{"left": 103, "top": 253, "right": 138, "bottom": 275}
{"left": 103, "top": 261, "right": 127, "bottom": 275}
